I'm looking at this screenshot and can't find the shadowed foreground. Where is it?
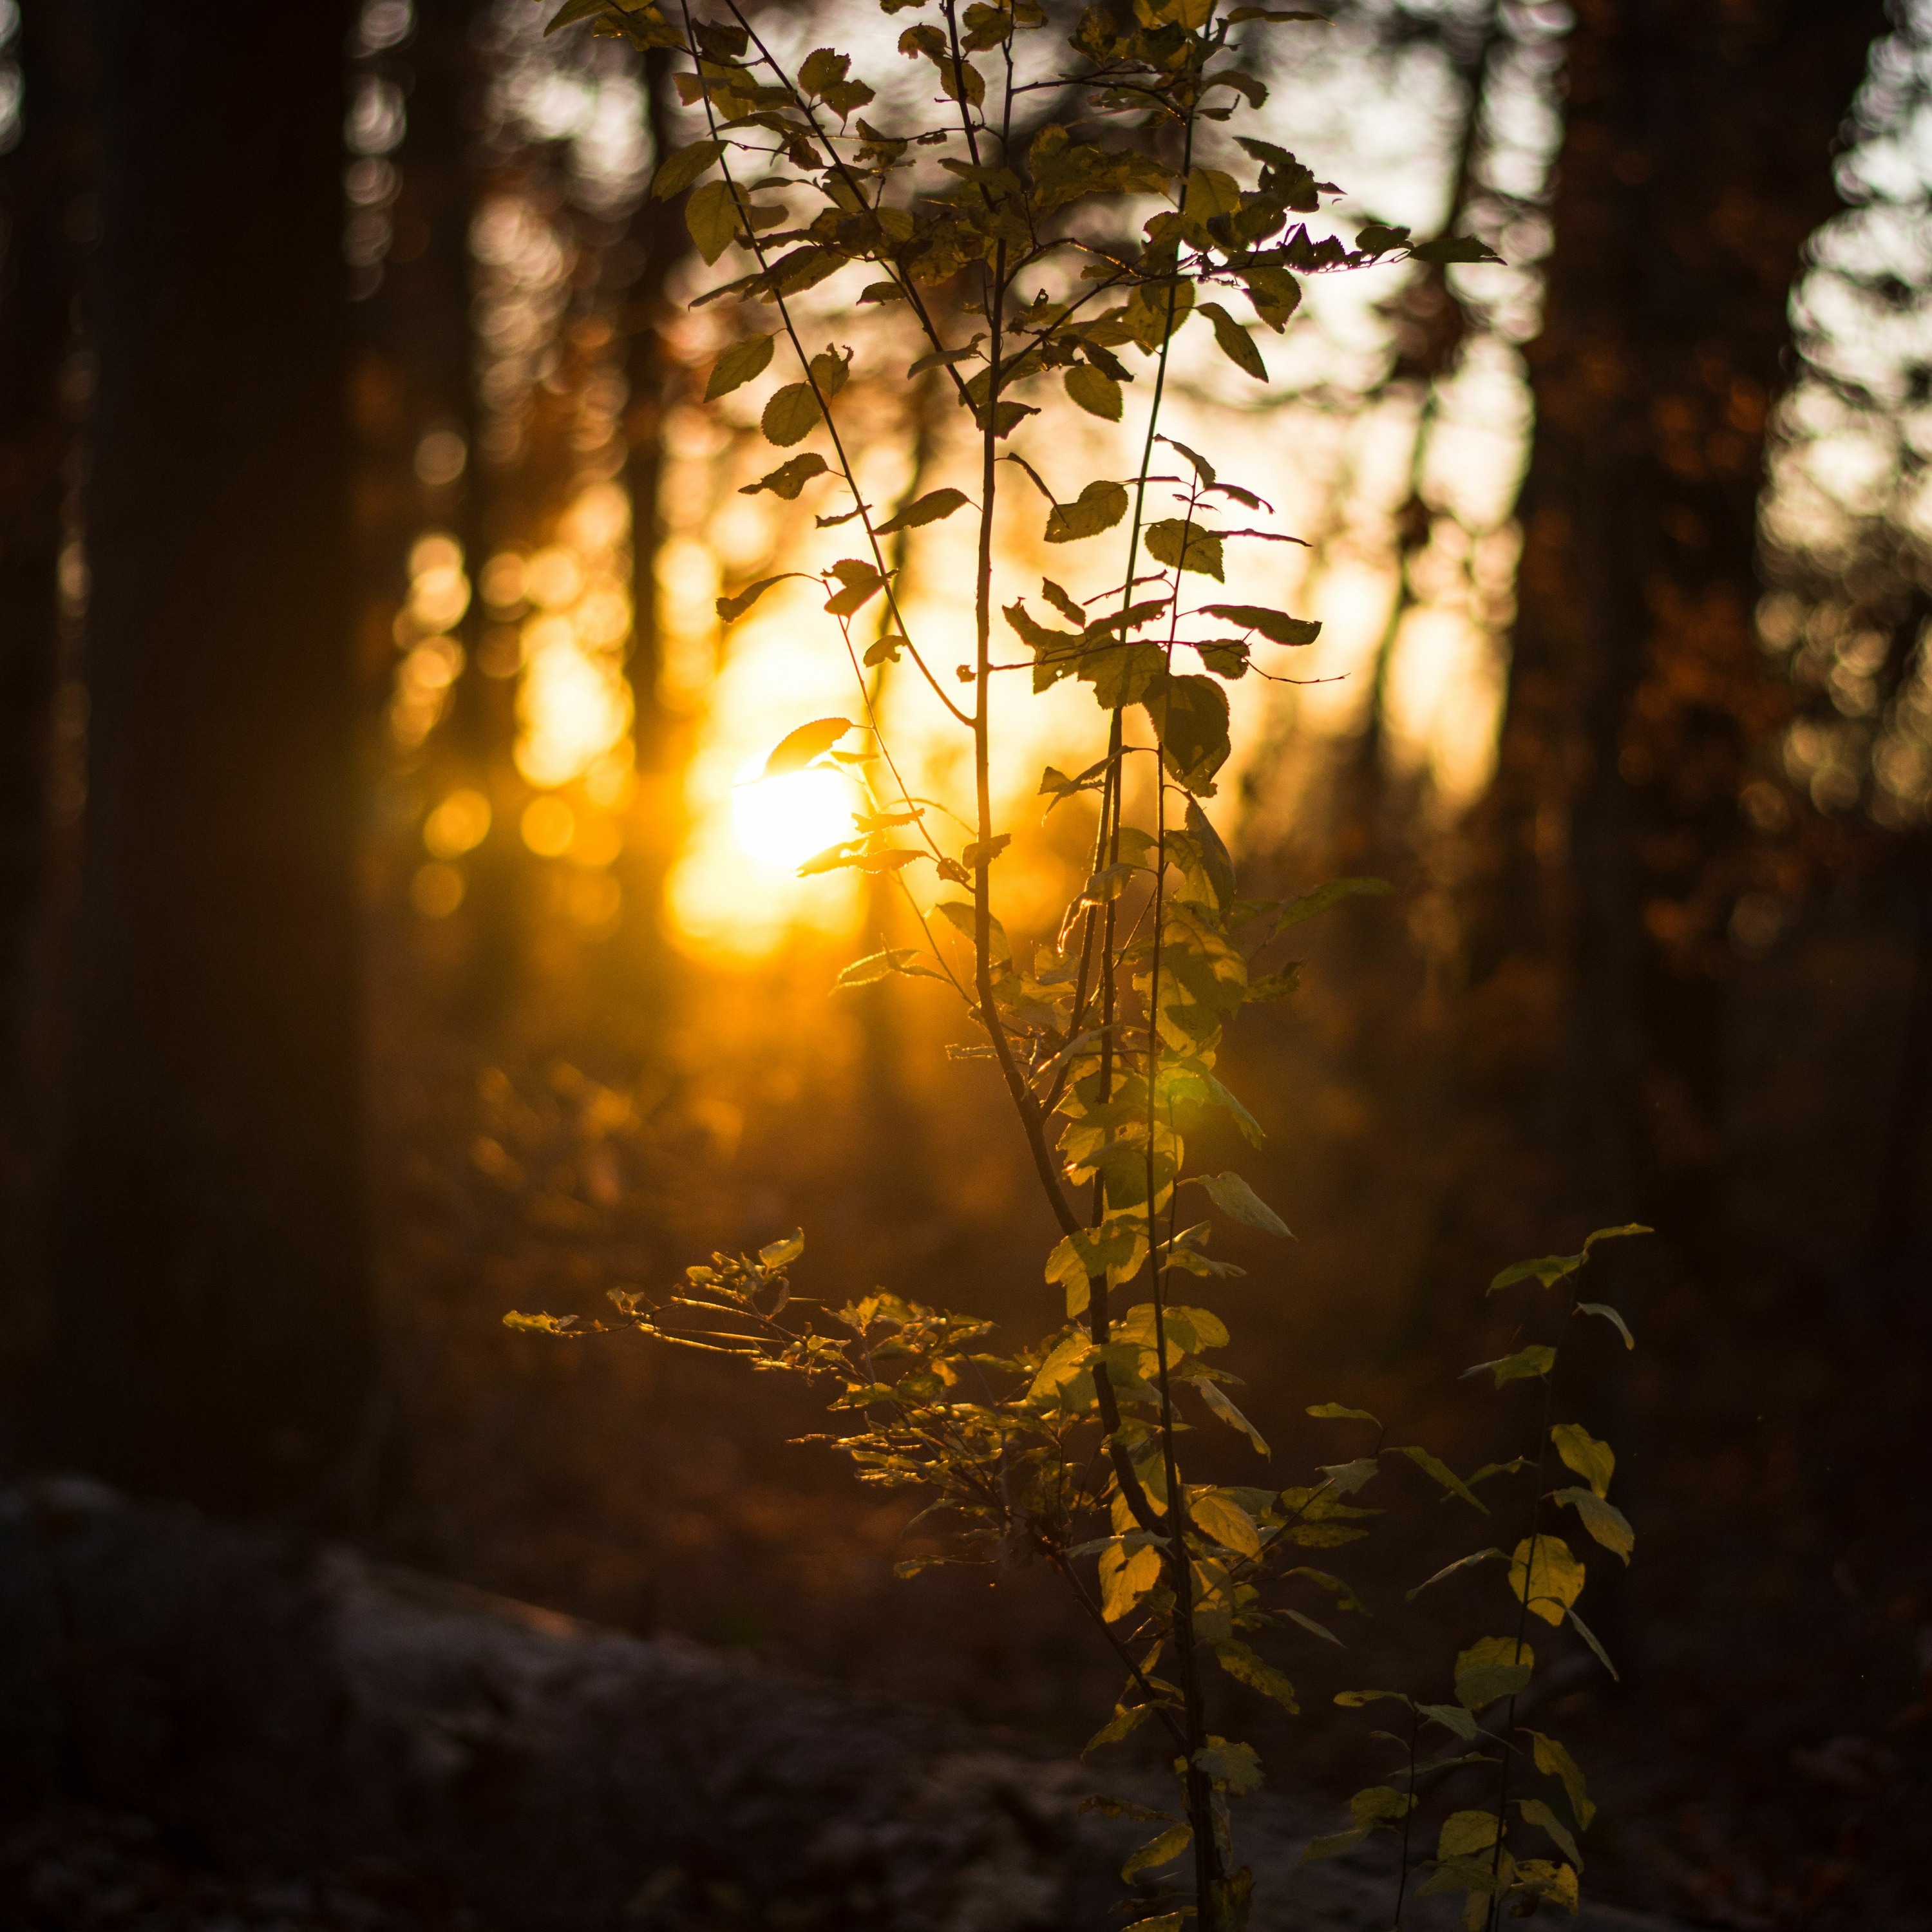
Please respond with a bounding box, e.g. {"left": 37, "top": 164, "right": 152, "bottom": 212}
{"left": 0, "top": 1481, "right": 1684, "bottom": 1932}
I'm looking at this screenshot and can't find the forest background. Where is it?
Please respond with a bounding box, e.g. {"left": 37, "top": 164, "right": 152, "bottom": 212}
{"left": 0, "top": 0, "right": 1928, "bottom": 1926}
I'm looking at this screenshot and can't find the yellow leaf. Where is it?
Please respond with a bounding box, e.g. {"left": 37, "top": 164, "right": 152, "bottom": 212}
{"left": 1551, "top": 1421, "right": 1614, "bottom": 1497}
{"left": 761, "top": 382, "right": 821, "bottom": 447}
{"left": 1190, "top": 1488, "right": 1262, "bottom": 1557}
{"left": 1437, "top": 1810, "right": 1499, "bottom": 1860}
{"left": 1509, "top": 1533, "right": 1586, "bottom": 1625}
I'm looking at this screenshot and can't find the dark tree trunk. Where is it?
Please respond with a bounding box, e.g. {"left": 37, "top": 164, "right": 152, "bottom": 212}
{"left": 0, "top": 0, "right": 93, "bottom": 1471}
{"left": 1457, "top": 0, "right": 1889, "bottom": 1258}
{"left": 50, "top": 0, "right": 373, "bottom": 1519}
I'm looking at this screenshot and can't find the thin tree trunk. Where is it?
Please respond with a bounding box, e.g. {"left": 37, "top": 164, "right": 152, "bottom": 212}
{"left": 50, "top": 0, "right": 373, "bottom": 1519}
{"left": 0, "top": 0, "right": 93, "bottom": 1473}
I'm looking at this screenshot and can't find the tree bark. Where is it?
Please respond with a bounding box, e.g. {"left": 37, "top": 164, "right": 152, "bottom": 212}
{"left": 1458, "top": 0, "right": 1889, "bottom": 1256}
{"left": 50, "top": 0, "right": 373, "bottom": 1519}
{"left": 0, "top": 0, "right": 94, "bottom": 1473}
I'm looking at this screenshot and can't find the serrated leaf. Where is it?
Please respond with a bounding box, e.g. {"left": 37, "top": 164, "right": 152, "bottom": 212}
{"left": 1527, "top": 1730, "right": 1596, "bottom": 1830}
{"left": 1509, "top": 1534, "right": 1586, "bottom": 1626}
{"left": 740, "top": 453, "right": 829, "bottom": 500}
{"left": 1554, "top": 1488, "right": 1633, "bottom": 1562}
{"left": 1193, "top": 1738, "right": 1263, "bottom": 1795}
{"left": 1550, "top": 1423, "right": 1614, "bottom": 1497}
{"left": 1122, "top": 1821, "right": 1192, "bottom": 1881}
{"left": 1195, "top": 1171, "right": 1291, "bottom": 1237}
{"left": 650, "top": 137, "right": 724, "bottom": 200}
{"left": 1146, "top": 518, "right": 1224, "bottom": 580}
{"left": 875, "top": 487, "right": 969, "bottom": 534}
{"left": 1213, "top": 1640, "right": 1298, "bottom": 1711}
{"left": 1203, "top": 602, "right": 1320, "bottom": 647}
{"left": 1066, "top": 363, "right": 1124, "bottom": 421}
{"left": 757, "top": 1230, "right": 804, "bottom": 1269}
{"left": 704, "top": 331, "right": 775, "bottom": 402}
{"left": 761, "top": 716, "right": 853, "bottom": 779}
{"left": 1197, "top": 301, "right": 1267, "bottom": 380}
{"left": 1046, "top": 479, "right": 1130, "bottom": 544}
{"left": 1146, "top": 673, "right": 1231, "bottom": 793}
{"left": 1410, "top": 232, "right": 1502, "bottom": 265}
{"left": 717, "top": 573, "right": 806, "bottom": 623}
{"left": 762, "top": 382, "right": 822, "bottom": 448}
{"left": 685, "top": 180, "right": 742, "bottom": 265}
{"left": 1191, "top": 1489, "right": 1262, "bottom": 1557}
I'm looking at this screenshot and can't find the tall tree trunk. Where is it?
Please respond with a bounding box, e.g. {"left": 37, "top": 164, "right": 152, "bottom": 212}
{"left": 0, "top": 1, "right": 93, "bottom": 1471}
{"left": 50, "top": 0, "right": 373, "bottom": 1519}
{"left": 1457, "top": 0, "right": 1888, "bottom": 1260}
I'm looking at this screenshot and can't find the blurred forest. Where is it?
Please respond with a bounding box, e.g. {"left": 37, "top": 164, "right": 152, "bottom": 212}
{"left": 1, "top": 0, "right": 1930, "bottom": 1926}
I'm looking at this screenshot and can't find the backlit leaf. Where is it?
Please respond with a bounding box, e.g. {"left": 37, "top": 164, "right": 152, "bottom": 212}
{"left": 1307, "top": 1401, "right": 1381, "bottom": 1425}
{"left": 761, "top": 715, "right": 853, "bottom": 778}
{"left": 704, "top": 331, "right": 775, "bottom": 402}
{"left": 740, "top": 453, "right": 829, "bottom": 499}
{"left": 1553, "top": 1487, "right": 1633, "bottom": 1562}
{"left": 1526, "top": 1730, "right": 1596, "bottom": 1830}
{"left": 1191, "top": 1488, "right": 1263, "bottom": 1557}
{"left": 1488, "top": 1251, "right": 1583, "bottom": 1293}
{"left": 1463, "top": 1345, "right": 1556, "bottom": 1387}
{"left": 1195, "top": 1171, "right": 1291, "bottom": 1237}
{"left": 717, "top": 573, "right": 806, "bottom": 622}
{"left": 1203, "top": 602, "right": 1321, "bottom": 647}
{"left": 1193, "top": 1738, "right": 1263, "bottom": 1795}
{"left": 650, "top": 137, "right": 724, "bottom": 200}
{"left": 1550, "top": 1423, "right": 1614, "bottom": 1498}
{"left": 1046, "top": 479, "right": 1130, "bottom": 543}
{"left": 1146, "top": 517, "right": 1224, "bottom": 580}
{"left": 1407, "top": 1546, "right": 1504, "bottom": 1600}
{"left": 1455, "top": 1635, "right": 1533, "bottom": 1710}
{"left": 1576, "top": 1301, "right": 1634, "bottom": 1348}
{"left": 1067, "top": 365, "right": 1124, "bottom": 421}
{"left": 1213, "top": 1640, "right": 1298, "bottom": 1711}
{"left": 1437, "top": 1810, "right": 1499, "bottom": 1860}
{"left": 1509, "top": 1533, "right": 1586, "bottom": 1626}
{"left": 762, "top": 381, "right": 822, "bottom": 447}
{"left": 1388, "top": 1443, "right": 1488, "bottom": 1512}
{"left": 875, "top": 487, "right": 969, "bottom": 533}
{"left": 1197, "top": 301, "right": 1266, "bottom": 379}
{"left": 1122, "top": 1822, "right": 1192, "bottom": 1881}
{"left": 1516, "top": 1797, "right": 1584, "bottom": 1870}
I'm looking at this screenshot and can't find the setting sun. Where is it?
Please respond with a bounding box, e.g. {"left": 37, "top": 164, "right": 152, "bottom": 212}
{"left": 730, "top": 764, "right": 859, "bottom": 875}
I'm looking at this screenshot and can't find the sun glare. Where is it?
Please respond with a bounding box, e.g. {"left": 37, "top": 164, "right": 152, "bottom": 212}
{"left": 731, "top": 765, "right": 858, "bottom": 873}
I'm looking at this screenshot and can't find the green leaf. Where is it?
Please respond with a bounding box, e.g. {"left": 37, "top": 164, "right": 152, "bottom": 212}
{"left": 1526, "top": 1730, "right": 1596, "bottom": 1830}
{"left": 1084, "top": 1702, "right": 1155, "bottom": 1754}
{"left": 1388, "top": 1443, "right": 1488, "bottom": 1513}
{"left": 1576, "top": 1301, "right": 1634, "bottom": 1348}
{"left": 1274, "top": 877, "right": 1391, "bottom": 932}
{"left": 1046, "top": 479, "right": 1131, "bottom": 544}
{"left": 703, "top": 331, "right": 775, "bottom": 402}
{"left": 1462, "top": 1345, "right": 1556, "bottom": 1387}
{"left": 650, "top": 137, "right": 724, "bottom": 200}
{"left": 758, "top": 1230, "right": 804, "bottom": 1269}
{"left": 1437, "top": 1810, "right": 1499, "bottom": 1860}
{"left": 1195, "top": 1171, "right": 1291, "bottom": 1238}
{"left": 1566, "top": 1603, "right": 1619, "bottom": 1680}
{"left": 1410, "top": 232, "right": 1502, "bottom": 265}
{"left": 1455, "top": 1635, "right": 1533, "bottom": 1711}
{"left": 1241, "top": 262, "right": 1303, "bottom": 330}
{"left": 1406, "top": 1546, "right": 1504, "bottom": 1600}
{"left": 1584, "top": 1221, "right": 1651, "bottom": 1252}
{"left": 1509, "top": 1534, "right": 1586, "bottom": 1627}
{"left": 1146, "top": 517, "right": 1224, "bottom": 580}
{"left": 1145, "top": 674, "right": 1232, "bottom": 793}
{"left": 1186, "top": 1374, "right": 1270, "bottom": 1456}
{"left": 1066, "top": 364, "right": 1124, "bottom": 421}
{"left": 762, "top": 382, "right": 822, "bottom": 448}
{"left": 1213, "top": 1640, "right": 1298, "bottom": 1712}
{"left": 1122, "top": 1822, "right": 1193, "bottom": 1881}
{"left": 1193, "top": 1738, "right": 1263, "bottom": 1795}
{"left": 1414, "top": 1701, "right": 1483, "bottom": 1744}
{"left": 761, "top": 716, "right": 853, "bottom": 779}
{"left": 875, "top": 487, "right": 969, "bottom": 534}
{"left": 1197, "top": 301, "right": 1266, "bottom": 380}
{"left": 1307, "top": 1401, "right": 1380, "bottom": 1426}
{"left": 684, "top": 180, "right": 741, "bottom": 265}
{"left": 1319, "top": 1457, "right": 1378, "bottom": 1495}
{"left": 1516, "top": 1797, "right": 1584, "bottom": 1870}
{"left": 1554, "top": 1488, "right": 1633, "bottom": 1562}
{"left": 1488, "top": 1251, "right": 1583, "bottom": 1293}
{"left": 740, "top": 453, "right": 829, "bottom": 500}
{"left": 1550, "top": 1422, "right": 1613, "bottom": 1497}
{"left": 835, "top": 947, "right": 942, "bottom": 989}
{"left": 717, "top": 573, "right": 806, "bottom": 623}
{"left": 1202, "top": 603, "right": 1320, "bottom": 647}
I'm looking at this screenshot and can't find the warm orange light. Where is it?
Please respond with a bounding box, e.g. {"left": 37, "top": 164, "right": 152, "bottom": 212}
{"left": 522, "top": 795, "right": 575, "bottom": 857}
{"left": 424, "top": 788, "right": 491, "bottom": 858}
{"left": 730, "top": 765, "right": 858, "bottom": 874}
